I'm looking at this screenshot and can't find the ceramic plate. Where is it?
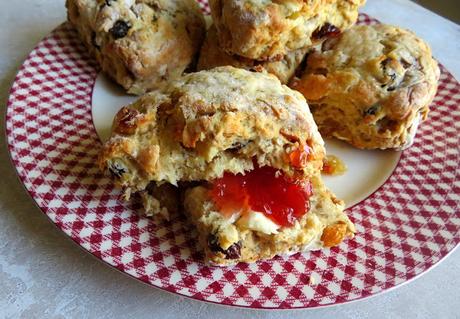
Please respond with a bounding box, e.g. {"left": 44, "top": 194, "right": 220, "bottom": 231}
{"left": 6, "top": 5, "right": 460, "bottom": 308}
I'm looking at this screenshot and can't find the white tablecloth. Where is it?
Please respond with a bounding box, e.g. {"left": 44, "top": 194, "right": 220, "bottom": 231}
{"left": 1, "top": 0, "right": 459, "bottom": 318}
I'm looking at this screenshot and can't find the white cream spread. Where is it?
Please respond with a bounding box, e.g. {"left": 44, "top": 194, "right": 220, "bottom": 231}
{"left": 237, "top": 211, "right": 280, "bottom": 235}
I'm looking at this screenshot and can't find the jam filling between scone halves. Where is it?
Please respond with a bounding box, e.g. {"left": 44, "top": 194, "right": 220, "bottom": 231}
{"left": 210, "top": 166, "right": 312, "bottom": 227}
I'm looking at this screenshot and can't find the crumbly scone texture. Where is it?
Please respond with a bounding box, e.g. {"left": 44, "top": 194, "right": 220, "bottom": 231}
{"left": 183, "top": 174, "right": 355, "bottom": 266}
{"left": 197, "top": 25, "right": 308, "bottom": 84}
{"left": 66, "top": 0, "right": 205, "bottom": 95}
{"left": 210, "top": 0, "right": 365, "bottom": 61}
{"left": 138, "top": 183, "right": 179, "bottom": 219}
{"left": 98, "top": 66, "right": 325, "bottom": 196}
{"left": 291, "top": 24, "right": 440, "bottom": 150}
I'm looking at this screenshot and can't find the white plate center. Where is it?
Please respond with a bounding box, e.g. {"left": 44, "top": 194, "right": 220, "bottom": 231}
{"left": 92, "top": 73, "right": 401, "bottom": 208}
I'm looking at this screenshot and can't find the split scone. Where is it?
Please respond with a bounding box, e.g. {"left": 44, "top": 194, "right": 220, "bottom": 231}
{"left": 197, "top": 25, "right": 308, "bottom": 84}
{"left": 66, "top": 0, "right": 205, "bottom": 95}
{"left": 209, "top": 0, "right": 366, "bottom": 61}
{"left": 99, "top": 66, "right": 355, "bottom": 265}
{"left": 291, "top": 24, "right": 440, "bottom": 150}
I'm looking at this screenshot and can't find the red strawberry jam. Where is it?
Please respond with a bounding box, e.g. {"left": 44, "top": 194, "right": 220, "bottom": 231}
{"left": 211, "top": 166, "right": 312, "bottom": 227}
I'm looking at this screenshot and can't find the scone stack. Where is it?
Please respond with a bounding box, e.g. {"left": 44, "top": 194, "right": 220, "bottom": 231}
{"left": 67, "top": 0, "right": 440, "bottom": 265}
{"left": 199, "top": 0, "right": 366, "bottom": 83}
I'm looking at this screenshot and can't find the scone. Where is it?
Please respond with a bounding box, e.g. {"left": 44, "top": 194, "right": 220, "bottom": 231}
{"left": 291, "top": 24, "right": 440, "bottom": 150}
{"left": 98, "top": 66, "right": 355, "bottom": 265}
{"left": 197, "top": 25, "right": 308, "bottom": 84}
{"left": 66, "top": 0, "right": 205, "bottom": 94}
{"left": 209, "top": 0, "right": 365, "bottom": 61}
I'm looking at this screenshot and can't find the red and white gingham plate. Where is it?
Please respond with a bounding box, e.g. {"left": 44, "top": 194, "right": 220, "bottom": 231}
{"left": 5, "top": 6, "right": 460, "bottom": 308}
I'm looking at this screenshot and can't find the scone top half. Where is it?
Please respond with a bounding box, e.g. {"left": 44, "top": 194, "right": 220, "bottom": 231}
{"left": 66, "top": 0, "right": 205, "bottom": 94}
{"left": 210, "top": 0, "right": 366, "bottom": 60}
{"left": 99, "top": 66, "right": 325, "bottom": 194}
{"left": 292, "top": 24, "right": 440, "bottom": 149}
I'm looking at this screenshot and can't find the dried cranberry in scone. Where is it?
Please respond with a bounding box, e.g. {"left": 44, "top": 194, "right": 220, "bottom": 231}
{"left": 313, "top": 23, "right": 341, "bottom": 39}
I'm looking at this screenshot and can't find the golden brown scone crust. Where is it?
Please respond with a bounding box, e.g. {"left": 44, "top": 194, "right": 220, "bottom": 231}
{"left": 291, "top": 24, "right": 440, "bottom": 149}
{"left": 197, "top": 25, "right": 308, "bottom": 84}
{"left": 98, "top": 66, "right": 325, "bottom": 195}
{"left": 66, "top": 0, "right": 205, "bottom": 95}
{"left": 210, "top": 0, "right": 365, "bottom": 61}
{"left": 183, "top": 174, "right": 355, "bottom": 266}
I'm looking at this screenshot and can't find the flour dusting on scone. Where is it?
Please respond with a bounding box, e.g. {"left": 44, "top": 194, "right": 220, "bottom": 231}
{"left": 98, "top": 67, "right": 355, "bottom": 265}
{"left": 66, "top": 0, "right": 206, "bottom": 94}
{"left": 210, "top": 0, "right": 366, "bottom": 60}
{"left": 291, "top": 24, "right": 440, "bottom": 150}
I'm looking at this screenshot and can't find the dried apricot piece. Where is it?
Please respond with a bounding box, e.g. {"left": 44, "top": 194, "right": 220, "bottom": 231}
{"left": 289, "top": 145, "right": 311, "bottom": 169}
{"left": 114, "top": 107, "right": 140, "bottom": 135}
{"left": 321, "top": 222, "right": 348, "bottom": 247}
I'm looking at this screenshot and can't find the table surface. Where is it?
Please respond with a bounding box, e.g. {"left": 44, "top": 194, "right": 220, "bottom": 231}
{"left": 413, "top": 0, "right": 460, "bottom": 24}
{"left": 1, "top": 0, "right": 459, "bottom": 318}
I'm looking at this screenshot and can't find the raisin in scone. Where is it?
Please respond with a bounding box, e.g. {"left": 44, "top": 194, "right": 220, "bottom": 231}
{"left": 291, "top": 24, "right": 440, "bottom": 150}
{"left": 66, "top": 0, "right": 205, "bottom": 95}
{"left": 98, "top": 66, "right": 354, "bottom": 265}
{"left": 209, "top": 0, "right": 366, "bottom": 61}
{"left": 197, "top": 25, "right": 308, "bottom": 84}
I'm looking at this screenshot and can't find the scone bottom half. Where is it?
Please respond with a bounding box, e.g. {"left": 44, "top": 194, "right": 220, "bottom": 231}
{"left": 98, "top": 67, "right": 355, "bottom": 265}
{"left": 184, "top": 173, "right": 354, "bottom": 265}
{"left": 197, "top": 25, "right": 310, "bottom": 85}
